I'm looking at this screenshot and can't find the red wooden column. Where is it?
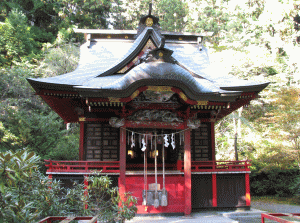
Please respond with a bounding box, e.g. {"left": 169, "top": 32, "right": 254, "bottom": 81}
{"left": 245, "top": 173, "right": 251, "bottom": 206}
{"left": 211, "top": 122, "right": 216, "bottom": 161}
{"left": 79, "top": 117, "right": 85, "bottom": 161}
{"left": 212, "top": 174, "right": 217, "bottom": 207}
{"left": 119, "top": 127, "right": 126, "bottom": 202}
{"left": 184, "top": 125, "right": 191, "bottom": 216}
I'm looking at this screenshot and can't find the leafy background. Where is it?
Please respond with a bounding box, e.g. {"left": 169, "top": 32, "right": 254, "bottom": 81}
{"left": 0, "top": 0, "right": 300, "bottom": 221}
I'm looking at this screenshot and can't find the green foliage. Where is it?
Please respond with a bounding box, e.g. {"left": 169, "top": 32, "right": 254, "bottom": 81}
{"left": 0, "top": 9, "right": 38, "bottom": 66}
{"left": 157, "top": 0, "right": 188, "bottom": 32}
{"left": 0, "top": 42, "right": 80, "bottom": 161}
{"left": 250, "top": 167, "right": 300, "bottom": 197}
{"left": 46, "top": 127, "right": 79, "bottom": 161}
{"left": 0, "top": 150, "right": 137, "bottom": 222}
{"left": 115, "top": 0, "right": 188, "bottom": 31}
{"left": 38, "top": 43, "right": 80, "bottom": 77}
{"left": 55, "top": 0, "right": 112, "bottom": 29}
{"left": 87, "top": 173, "right": 137, "bottom": 222}
{"left": 195, "top": 2, "right": 230, "bottom": 43}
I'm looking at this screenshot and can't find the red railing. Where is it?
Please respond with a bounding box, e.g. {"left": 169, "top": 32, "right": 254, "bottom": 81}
{"left": 190, "top": 160, "right": 251, "bottom": 172}
{"left": 45, "top": 160, "right": 120, "bottom": 173}
{"left": 261, "top": 213, "right": 300, "bottom": 223}
{"left": 38, "top": 216, "right": 98, "bottom": 223}
{"left": 45, "top": 159, "right": 251, "bottom": 174}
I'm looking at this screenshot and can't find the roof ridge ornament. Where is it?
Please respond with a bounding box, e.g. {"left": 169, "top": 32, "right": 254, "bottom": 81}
{"left": 138, "top": 47, "right": 175, "bottom": 64}
{"left": 149, "top": 3, "right": 152, "bottom": 16}
{"left": 137, "top": 4, "right": 161, "bottom": 38}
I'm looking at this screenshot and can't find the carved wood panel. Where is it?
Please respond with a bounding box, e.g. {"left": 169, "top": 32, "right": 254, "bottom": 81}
{"left": 85, "top": 123, "right": 119, "bottom": 161}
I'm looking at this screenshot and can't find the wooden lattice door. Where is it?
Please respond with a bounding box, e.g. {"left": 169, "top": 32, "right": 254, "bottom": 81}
{"left": 85, "top": 123, "right": 119, "bottom": 161}
{"left": 191, "top": 123, "right": 211, "bottom": 161}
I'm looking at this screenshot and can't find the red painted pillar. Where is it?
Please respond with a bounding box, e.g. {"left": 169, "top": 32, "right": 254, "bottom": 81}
{"left": 211, "top": 122, "right": 215, "bottom": 161}
{"left": 184, "top": 126, "right": 191, "bottom": 216}
{"left": 119, "top": 128, "right": 126, "bottom": 203}
{"left": 212, "top": 174, "right": 217, "bottom": 207}
{"left": 48, "top": 174, "right": 52, "bottom": 189}
{"left": 79, "top": 117, "right": 85, "bottom": 161}
{"left": 84, "top": 175, "right": 88, "bottom": 209}
{"left": 245, "top": 173, "right": 251, "bottom": 206}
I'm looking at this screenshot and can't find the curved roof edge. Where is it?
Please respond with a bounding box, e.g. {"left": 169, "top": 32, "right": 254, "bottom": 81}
{"left": 96, "top": 27, "right": 164, "bottom": 77}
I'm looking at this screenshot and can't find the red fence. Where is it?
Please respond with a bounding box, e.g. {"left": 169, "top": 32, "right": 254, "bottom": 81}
{"left": 38, "top": 216, "right": 98, "bottom": 223}
{"left": 190, "top": 160, "right": 251, "bottom": 172}
{"left": 261, "top": 213, "right": 300, "bottom": 223}
{"left": 45, "top": 160, "right": 120, "bottom": 173}
{"left": 45, "top": 159, "right": 251, "bottom": 174}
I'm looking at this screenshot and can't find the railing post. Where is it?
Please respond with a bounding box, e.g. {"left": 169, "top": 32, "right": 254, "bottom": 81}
{"left": 84, "top": 175, "right": 89, "bottom": 209}
{"left": 48, "top": 174, "right": 52, "bottom": 190}
{"left": 49, "top": 159, "right": 52, "bottom": 171}
{"left": 261, "top": 214, "right": 265, "bottom": 223}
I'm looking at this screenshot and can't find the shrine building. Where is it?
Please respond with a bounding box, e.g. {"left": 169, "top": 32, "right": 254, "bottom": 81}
{"left": 27, "top": 9, "right": 269, "bottom": 216}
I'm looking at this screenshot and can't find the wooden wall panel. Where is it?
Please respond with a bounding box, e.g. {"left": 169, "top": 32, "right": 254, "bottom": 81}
{"left": 192, "top": 174, "right": 212, "bottom": 208}
{"left": 85, "top": 123, "right": 119, "bottom": 161}
{"left": 216, "top": 174, "right": 246, "bottom": 207}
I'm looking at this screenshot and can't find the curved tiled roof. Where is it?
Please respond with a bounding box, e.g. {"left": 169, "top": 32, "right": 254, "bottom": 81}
{"left": 28, "top": 17, "right": 269, "bottom": 102}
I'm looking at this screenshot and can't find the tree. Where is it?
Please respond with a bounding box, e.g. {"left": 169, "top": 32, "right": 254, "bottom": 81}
{"left": 55, "top": 0, "right": 112, "bottom": 29}
{"left": 113, "top": 0, "right": 188, "bottom": 31}
{"left": 157, "top": 0, "right": 188, "bottom": 32}
{"left": 270, "top": 87, "right": 300, "bottom": 164}
{"left": 0, "top": 9, "right": 38, "bottom": 65}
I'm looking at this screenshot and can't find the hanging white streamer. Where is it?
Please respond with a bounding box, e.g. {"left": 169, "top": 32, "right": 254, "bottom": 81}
{"left": 131, "top": 132, "right": 135, "bottom": 148}
{"left": 164, "top": 134, "right": 169, "bottom": 147}
{"left": 171, "top": 133, "right": 175, "bottom": 150}
{"left": 141, "top": 135, "right": 147, "bottom": 151}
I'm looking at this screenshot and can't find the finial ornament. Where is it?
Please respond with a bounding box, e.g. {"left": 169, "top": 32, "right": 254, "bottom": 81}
{"left": 149, "top": 3, "right": 152, "bottom": 15}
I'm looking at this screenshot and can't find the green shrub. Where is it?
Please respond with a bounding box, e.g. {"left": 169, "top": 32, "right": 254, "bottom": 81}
{"left": 0, "top": 149, "right": 137, "bottom": 222}
{"left": 250, "top": 167, "right": 300, "bottom": 197}
{"left": 46, "top": 132, "right": 79, "bottom": 161}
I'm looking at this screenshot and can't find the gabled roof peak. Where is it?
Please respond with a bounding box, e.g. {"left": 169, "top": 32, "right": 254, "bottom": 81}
{"left": 137, "top": 4, "right": 162, "bottom": 39}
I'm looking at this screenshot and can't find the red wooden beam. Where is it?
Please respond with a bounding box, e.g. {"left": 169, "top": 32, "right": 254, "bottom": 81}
{"left": 184, "top": 125, "right": 191, "bottom": 216}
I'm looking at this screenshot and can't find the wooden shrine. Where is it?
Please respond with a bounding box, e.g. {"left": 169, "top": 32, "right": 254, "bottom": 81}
{"left": 28, "top": 7, "right": 269, "bottom": 216}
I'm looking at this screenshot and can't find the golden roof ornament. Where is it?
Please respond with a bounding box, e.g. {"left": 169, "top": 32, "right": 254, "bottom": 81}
{"left": 146, "top": 17, "right": 153, "bottom": 27}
